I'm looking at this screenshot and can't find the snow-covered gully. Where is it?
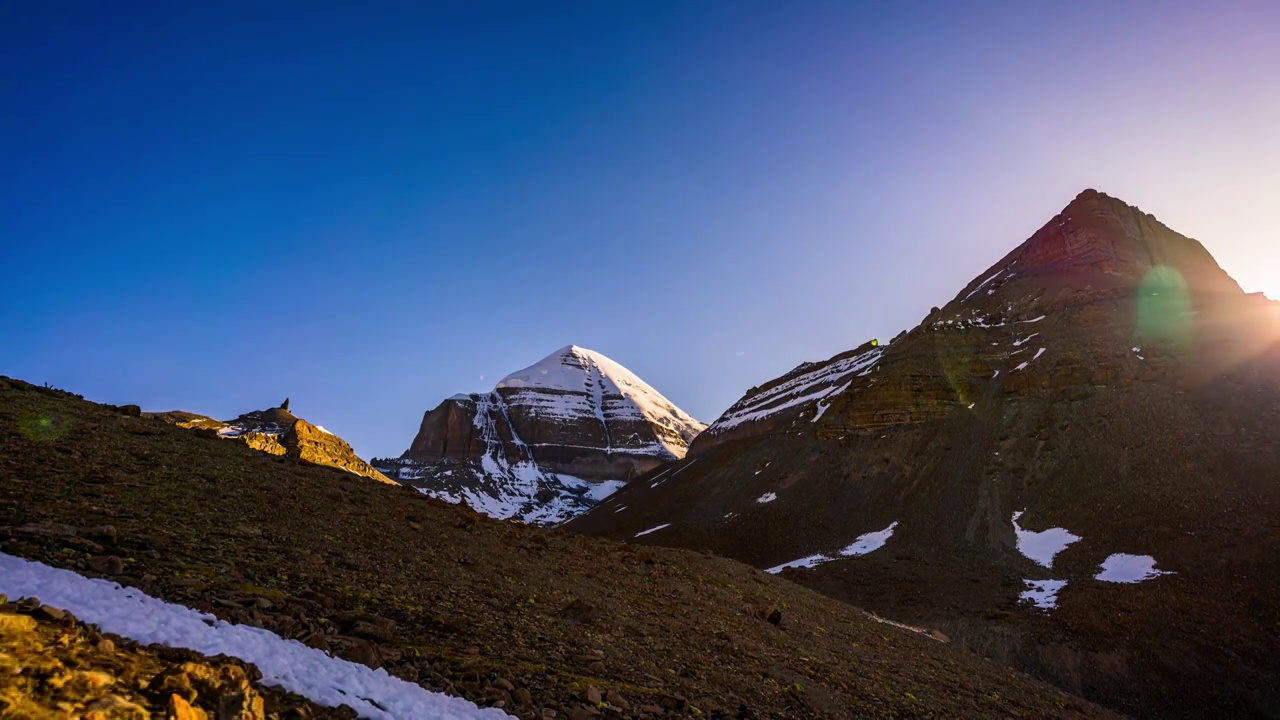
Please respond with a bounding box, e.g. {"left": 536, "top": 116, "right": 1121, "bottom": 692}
{"left": 0, "top": 552, "right": 506, "bottom": 720}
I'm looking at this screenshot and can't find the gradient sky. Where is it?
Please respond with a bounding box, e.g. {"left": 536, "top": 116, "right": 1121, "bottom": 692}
{"left": 3, "top": 1, "right": 1278, "bottom": 459}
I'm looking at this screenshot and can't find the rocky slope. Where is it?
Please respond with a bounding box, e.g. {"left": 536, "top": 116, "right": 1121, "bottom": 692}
{"left": 147, "top": 400, "right": 394, "bottom": 485}
{"left": 0, "top": 598, "right": 336, "bottom": 719}
{"left": 568, "top": 190, "right": 1280, "bottom": 719}
{"left": 0, "top": 376, "right": 1115, "bottom": 719}
{"left": 378, "top": 345, "right": 705, "bottom": 524}
{"left": 688, "top": 339, "right": 884, "bottom": 454}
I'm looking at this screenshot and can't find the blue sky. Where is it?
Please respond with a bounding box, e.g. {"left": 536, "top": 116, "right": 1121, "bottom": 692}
{"left": 3, "top": 1, "right": 1278, "bottom": 458}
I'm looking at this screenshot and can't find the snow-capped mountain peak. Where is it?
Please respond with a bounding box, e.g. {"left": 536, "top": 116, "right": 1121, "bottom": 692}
{"left": 380, "top": 345, "right": 706, "bottom": 525}
{"left": 497, "top": 345, "right": 704, "bottom": 456}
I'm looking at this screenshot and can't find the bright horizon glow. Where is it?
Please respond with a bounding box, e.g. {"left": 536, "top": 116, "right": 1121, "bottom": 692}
{"left": 1, "top": 2, "right": 1278, "bottom": 458}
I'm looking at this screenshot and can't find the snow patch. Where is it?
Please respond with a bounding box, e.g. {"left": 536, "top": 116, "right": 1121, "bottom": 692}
{"left": 1012, "top": 511, "right": 1081, "bottom": 569}
{"left": 767, "top": 553, "right": 829, "bottom": 574}
{"left": 1021, "top": 579, "right": 1067, "bottom": 609}
{"left": 0, "top": 553, "right": 506, "bottom": 720}
{"left": 1096, "top": 554, "right": 1174, "bottom": 583}
{"left": 767, "top": 521, "right": 898, "bottom": 574}
{"left": 839, "top": 521, "right": 898, "bottom": 556}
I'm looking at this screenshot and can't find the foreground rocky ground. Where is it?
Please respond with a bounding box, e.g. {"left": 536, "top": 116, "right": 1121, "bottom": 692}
{"left": 0, "top": 597, "right": 336, "bottom": 719}
{"left": 0, "top": 377, "right": 1115, "bottom": 719}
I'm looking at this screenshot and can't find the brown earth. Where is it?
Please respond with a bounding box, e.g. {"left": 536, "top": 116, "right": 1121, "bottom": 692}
{"left": 0, "top": 377, "right": 1115, "bottom": 719}
{"left": 0, "top": 597, "right": 338, "bottom": 719}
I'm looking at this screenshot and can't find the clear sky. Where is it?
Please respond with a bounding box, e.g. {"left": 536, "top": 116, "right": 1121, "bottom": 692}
{"left": 3, "top": 1, "right": 1278, "bottom": 459}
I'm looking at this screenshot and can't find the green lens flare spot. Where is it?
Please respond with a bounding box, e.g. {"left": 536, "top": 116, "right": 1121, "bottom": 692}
{"left": 1136, "top": 265, "right": 1193, "bottom": 347}
{"left": 19, "top": 414, "right": 69, "bottom": 441}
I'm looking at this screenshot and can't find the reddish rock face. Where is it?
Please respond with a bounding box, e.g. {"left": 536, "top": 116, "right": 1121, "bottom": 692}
{"left": 1004, "top": 189, "right": 1240, "bottom": 295}
{"left": 405, "top": 399, "right": 485, "bottom": 464}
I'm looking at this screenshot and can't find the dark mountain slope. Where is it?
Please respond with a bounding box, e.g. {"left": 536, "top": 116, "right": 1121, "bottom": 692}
{"left": 0, "top": 376, "right": 1112, "bottom": 719}
{"left": 568, "top": 190, "right": 1280, "bottom": 719}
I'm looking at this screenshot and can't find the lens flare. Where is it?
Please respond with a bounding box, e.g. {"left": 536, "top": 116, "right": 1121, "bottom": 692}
{"left": 1136, "top": 265, "right": 1192, "bottom": 347}
{"left": 19, "top": 414, "right": 70, "bottom": 442}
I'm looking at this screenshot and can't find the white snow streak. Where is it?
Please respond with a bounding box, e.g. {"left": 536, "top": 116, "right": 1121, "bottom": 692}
{"left": 709, "top": 348, "right": 882, "bottom": 433}
{"left": 634, "top": 523, "right": 671, "bottom": 538}
{"left": 963, "top": 268, "right": 1006, "bottom": 302}
{"left": 767, "top": 521, "right": 898, "bottom": 574}
{"left": 0, "top": 553, "right": 505, "bottom": 720}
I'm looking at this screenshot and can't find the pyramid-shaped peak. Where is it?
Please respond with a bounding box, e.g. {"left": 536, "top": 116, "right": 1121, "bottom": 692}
{"left": 1011, "top": 190, "right": 1238, "bottom": 290}
{"left": 499, "top": 345, "right": 649, "bottom": 392}
{"left": 493, "top": 344, "right": 705, "bottom": 440}
{"left": 952, "top": 190, "right": 1242, "bottom": 306}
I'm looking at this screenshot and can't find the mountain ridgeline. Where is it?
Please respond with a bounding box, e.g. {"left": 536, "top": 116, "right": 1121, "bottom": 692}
{"left": 568, "top": 190, "right": 1280, "bottom": 719}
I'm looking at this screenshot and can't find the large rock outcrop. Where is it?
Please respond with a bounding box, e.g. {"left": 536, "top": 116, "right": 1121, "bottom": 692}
{"left": 147, "top": 401, "right": 394, "bottom": 485}
{"left": 379, "top": 345, "right": 705, "bottom": 524}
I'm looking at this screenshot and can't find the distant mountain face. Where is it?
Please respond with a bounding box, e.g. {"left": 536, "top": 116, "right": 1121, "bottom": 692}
{"left": 378, "top": 345, "right": 705, "bottom": 524}
{"left": 568, "top": 190, "right": 1280, "bottom": 719}
{"left": 147, "top": 401, "right": 394, "bottom": 485}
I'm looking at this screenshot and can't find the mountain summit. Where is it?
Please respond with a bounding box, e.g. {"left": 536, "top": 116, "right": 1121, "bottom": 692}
{"left": 569, "top": 191, "right": 1280, "bottom": 718}
{"left": 379, "top": 345, "right": 705, "bottom": 524}
{"left": 965, "top": 188, "right": 1241, "bottom": 293}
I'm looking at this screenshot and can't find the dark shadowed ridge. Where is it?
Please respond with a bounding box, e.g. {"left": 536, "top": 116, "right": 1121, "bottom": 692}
{"left": 568, "top": 190, "right": 1280, "bottom": 719}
